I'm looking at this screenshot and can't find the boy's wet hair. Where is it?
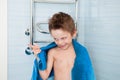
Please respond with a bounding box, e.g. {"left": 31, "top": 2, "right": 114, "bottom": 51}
{"left": 49, "top": 12, "right": 76, "bottom": 35}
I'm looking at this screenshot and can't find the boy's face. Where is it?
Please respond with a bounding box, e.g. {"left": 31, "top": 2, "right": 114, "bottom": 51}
{"left": 51, "top": 29, "right": 76, "bottom": 50}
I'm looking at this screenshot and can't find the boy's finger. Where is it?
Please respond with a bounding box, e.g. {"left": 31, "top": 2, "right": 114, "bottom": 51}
{"left": 28, "top": 44, "right": 36, "bottom": 49}
{"left": 33, "top": 43, "right": 40, "bottom": 48}
{"left": 33, "top": 43, "right": 37, "bottom": 46}
{"left": 28, "top": 44, "right": 33, "bottom": 47}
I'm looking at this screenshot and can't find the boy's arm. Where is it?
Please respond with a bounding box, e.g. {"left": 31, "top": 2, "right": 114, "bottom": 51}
{"left": 29, "top": 44, "right": 54, "bottom": 79}
{"left": 38, "top": 49, "right": 54, "bottom": 80}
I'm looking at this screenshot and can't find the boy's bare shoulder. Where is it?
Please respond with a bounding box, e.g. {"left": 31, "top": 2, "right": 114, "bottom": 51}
{"left": 48, "top": 47, "right": 57, "bottom": 56}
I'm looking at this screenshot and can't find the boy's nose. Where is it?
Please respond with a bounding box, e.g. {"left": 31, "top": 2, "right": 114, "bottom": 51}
{"left": 57, "top": 40, "right": 63, "bottom": 45}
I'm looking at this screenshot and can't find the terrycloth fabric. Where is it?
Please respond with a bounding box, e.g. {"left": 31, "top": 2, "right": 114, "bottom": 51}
{"left": 31, "top": 39, "right": 96, "bottom": 80}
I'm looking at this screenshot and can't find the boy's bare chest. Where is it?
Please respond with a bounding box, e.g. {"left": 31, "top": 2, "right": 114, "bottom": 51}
{"left": 53, "top": 51, "right": 76, "bottom": 69}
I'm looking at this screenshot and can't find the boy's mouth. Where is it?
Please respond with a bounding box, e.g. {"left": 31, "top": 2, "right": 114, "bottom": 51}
{"left": 58, "top": 44, "right": 67, "bottom": 48}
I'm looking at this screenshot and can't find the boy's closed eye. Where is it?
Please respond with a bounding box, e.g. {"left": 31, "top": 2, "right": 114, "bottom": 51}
{"left": 61, "top": 37, "right": 67, "bottom": 40}
{"left": 54, "top": 37, "right": 67, "bottom": 41}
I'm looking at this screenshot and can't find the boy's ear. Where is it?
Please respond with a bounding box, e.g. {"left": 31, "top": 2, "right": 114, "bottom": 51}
{"left": 72, "top": 30, "right": 77, "bottom": 38}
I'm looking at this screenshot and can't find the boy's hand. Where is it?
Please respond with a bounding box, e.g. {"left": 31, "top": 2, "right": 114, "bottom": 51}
{"left": 28, "top": 44, "right": 41, "bottom": 56}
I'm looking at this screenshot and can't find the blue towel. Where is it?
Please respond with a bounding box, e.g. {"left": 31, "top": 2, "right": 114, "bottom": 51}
{"left": 31, "top": 39, "right": 96, "bottom": 80}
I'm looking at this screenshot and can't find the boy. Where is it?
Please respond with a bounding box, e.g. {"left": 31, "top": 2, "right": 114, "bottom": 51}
{"left": 30, "top": 12, "right": 95, "bottom": 80}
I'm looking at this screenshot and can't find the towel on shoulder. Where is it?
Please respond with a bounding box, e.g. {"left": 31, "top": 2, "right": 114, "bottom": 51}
{"left": 31, "top": 39, "right": 96, "bottom": 80}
